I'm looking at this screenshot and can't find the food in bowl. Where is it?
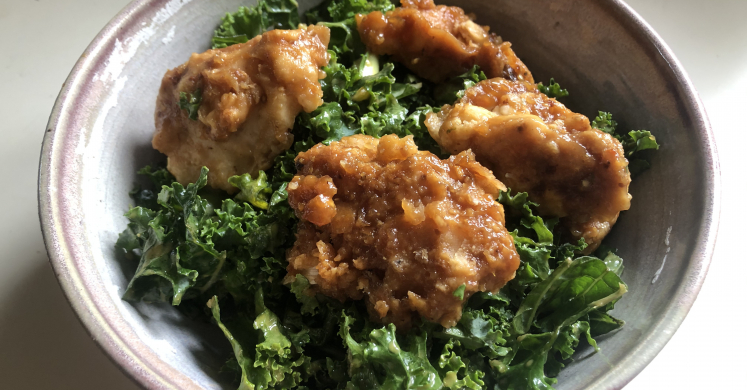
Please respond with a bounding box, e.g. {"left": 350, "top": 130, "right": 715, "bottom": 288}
{"left": 115, "top": 0, "right": 659, "bottom": 388}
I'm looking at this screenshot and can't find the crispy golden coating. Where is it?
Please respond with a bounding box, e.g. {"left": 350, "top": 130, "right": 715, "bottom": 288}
{"left": 355, "top": 0, "right": 532, "bottom": 83}
{"left": 426, "top": 78, "right": 632, "bottom": 251}
{"left": 285, "top": 134, "right": 520, "bottom": 328}
{"left": 153, "top": 26, "right": 330, "bottom": 191}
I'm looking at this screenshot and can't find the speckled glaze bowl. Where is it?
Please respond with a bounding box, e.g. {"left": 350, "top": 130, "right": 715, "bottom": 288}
{"left": 38, "top": 0, "right": 719, "bottom": 389}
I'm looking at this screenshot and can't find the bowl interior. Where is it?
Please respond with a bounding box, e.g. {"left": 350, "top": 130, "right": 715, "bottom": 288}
{"left": 40, "top": 0, "right": 717, "bottom": 389}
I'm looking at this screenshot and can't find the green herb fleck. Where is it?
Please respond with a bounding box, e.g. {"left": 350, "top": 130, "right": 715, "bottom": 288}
{"left": 453, "top": 284, "right": 467, "bottom": 300}
{"left": 178, "top": 90, "right": 202, "bottom": 121}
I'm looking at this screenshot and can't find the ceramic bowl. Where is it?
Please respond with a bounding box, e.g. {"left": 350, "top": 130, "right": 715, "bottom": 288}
{"left": 38, "top": 0, "right": 720, "bottom": 388}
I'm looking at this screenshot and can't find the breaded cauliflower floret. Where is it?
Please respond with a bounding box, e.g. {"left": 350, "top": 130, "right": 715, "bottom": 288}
{"left": 356, "top": 0, "right": 532, "bottom": 83}
{"left": 153, "top": 26, "right": 330, "bottom": 192}
{"left": 285, "top": 134, "right": 520, "bottom": 329}
{"left": 426, "top": 78, "right": 632, "bottom": 252}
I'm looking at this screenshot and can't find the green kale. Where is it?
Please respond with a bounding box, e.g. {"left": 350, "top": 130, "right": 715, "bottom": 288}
{"left": 324, "top": 0, "right": 394, "bottom": 21}
{"left": 116, "top": 165, "right": 297, "bottom": 306}
{"left": 208, "top": 294, "right": 309, "bottom": 390}
{"left": 306, "top": 0, "right": 389, "bottom": 23}
{"left": 178, "top": 90, "right": 202, "bottom": 120}
{"left": 497, "top": 257, "right": 627, "bottom": 389}
{"left": 296, "top": 49, "right": 439, "bottom": 153}
{"left": 434, "top": 307, "right": 510, "bottom": 359}
{"left": 136, "top": 165, "right": 176, "bottom": 188}
{"left": 128, "top": 165, "right": 175, "bottom": 209}
{"left": 433, "top": 65, "right": 488, "bottom": 105}
{"left": 592, "top": 113, "right": 659, "bottom": 156}
{"left": 436, "top": 340, "right": 486, "bottom": 389}
{"left": 211, "top": 0, "right": 300, "bottom": 49}
{"left": 624, "top": 130, "right": 660, "bottom": 156}
{"left": 591, "top": 111, "right": 617, "bottom": 135}
{"left": 588, "top": 310, "right": 625, "bottom": 337}
{"left": 592, "top": 111, "right": 660, "bottom": 175}
{"left": 498, "top": 190, "right": 554, "bottom": 244}
{"left": 304, "top": 0, "right": 393, "bottom": 62}
{"left": 341, "top": 312, "right": 442, "bottom": 390}
{"left": 290, "top": 274, "right": 320, "bottom": 316}
{"left": 537, "top": 78, "right": 569, "bottom": 99}
{"left": 228, "top": 171, "right": 273, "bottom": 210}
{"left": 118, "top": 167, "right": 214, "bottom": 304}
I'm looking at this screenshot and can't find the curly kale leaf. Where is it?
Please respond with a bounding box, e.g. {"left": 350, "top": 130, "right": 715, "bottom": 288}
{"left": 433, "top": 65, "right": 488, "bottom": 105}
{"left": 304, "top": 0, "right": 393, "bottom": 61}
{"left": 592, "top": 111, "right": 660, "bottom": 175}
{"left": 341, "top": 312, "right": 442, "bottom": 390}
{"left": 119, "top": 167, "right": 215, "bottom": 304}
{"left": 624, "top": 130, "right": 660, "bottom": 155}
{"left": 298, "top": 101, "right": 359, "bottom": 144}
{"left": 208, "top": 294, "right": 309, "bottom": 390}
{"left": 434, "top": 307, "right": 510, "bottom": 359}
{"left": 591, "top": 111, "right": 617, "bottom": 135}
{"left": 290, "top": 274, "right": 320, "bottom": 316}
{"left": 498, "top": 190, "right": 554, "bottom": 244}
{"left": 498, "top": 190, "right": 559, "bottom": 287}
{"left": 402, "top": 105, "right": 443, "bottom": 155}
{"left": 496, "top": 332, "right": 559, "bottom": 390}
{"left": 325, "top": 0, "right": 395, "bottom": 21}
{"left": 129, "top": 165, "right": 175, "bottom": 209}
{"left": 136, "top": 165, "right": 175, "bottom": 188}
{"left": 280, "top": 0, "right": 444, "bottom": 155}
{"left": 228, "top": 171, "right": 273, "bottom": 210}
{"left": 537, "top": 78, "right": 569, "bottom": 99}
{"left": 212, "top": 0, "right": 300, "bottom": 49}
{"left": 322, "top": 55, "right": 419, "bottom": 114}
{"left": 437, "top": 340, "right": 486, "bottom": 389}
{"left": 117, "top": 166, "right": 296, "bottom": 306}
{"left": 306, "top": 0, "right": 394, "bottom": 26}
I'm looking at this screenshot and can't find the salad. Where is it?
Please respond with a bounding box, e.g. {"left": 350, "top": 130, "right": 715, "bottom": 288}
{"left": 116, "top": 0, "right": 659, "bottom": 389}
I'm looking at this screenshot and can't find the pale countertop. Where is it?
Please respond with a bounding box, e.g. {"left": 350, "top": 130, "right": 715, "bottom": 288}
{"left": 0, "top": 0, "right": 743, "bottom": 388}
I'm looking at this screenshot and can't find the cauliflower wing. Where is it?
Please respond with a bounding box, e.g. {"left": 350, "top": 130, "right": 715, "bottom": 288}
{"left": 355, "top": 0, "right": 533, "bottom": 83}
{"left": 285, "top": 134, "right": 520, "bottom": 328}
{"left": 426, "top": 78, "right": 632, "bottom": 251}
{"left": 153, "top": 26, "right": 330, "bottom": 192}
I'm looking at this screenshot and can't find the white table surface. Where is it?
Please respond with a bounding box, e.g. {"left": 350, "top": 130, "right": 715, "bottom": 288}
{"left": 1, "top": 0, "right": 743, "bottom": 388}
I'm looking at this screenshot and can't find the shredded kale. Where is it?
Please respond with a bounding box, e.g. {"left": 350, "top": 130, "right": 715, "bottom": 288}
{"left": 433, "top": 65, "right": 488, "bottom": 105}
{"left": 537, "top": 78, "right": 569, "bottom": 99}
{"left": 305, "top": 0, "right": 393, "bottom": 62}
{"left": 211, "top": 0, "right": 300, "bottom": 49}
{"left": 116, "top": 1, "right": 651, "bottom": 389}
{"left": 295, "top": 46, "right": 442, "bottom": 154}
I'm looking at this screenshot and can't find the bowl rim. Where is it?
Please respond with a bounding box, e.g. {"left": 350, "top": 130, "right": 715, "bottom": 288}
{"left": 38, "top": 0, "right": 721, "bottom": 389}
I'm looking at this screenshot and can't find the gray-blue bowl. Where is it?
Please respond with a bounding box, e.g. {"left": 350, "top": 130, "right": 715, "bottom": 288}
{"left": 38, "top": 0, "right": 720, "bottom": 388}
